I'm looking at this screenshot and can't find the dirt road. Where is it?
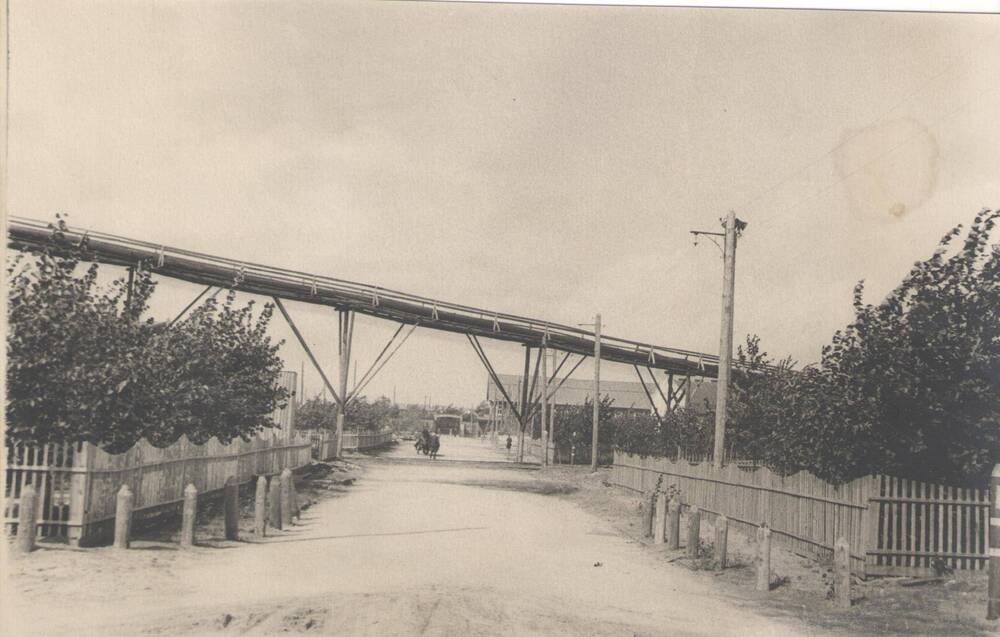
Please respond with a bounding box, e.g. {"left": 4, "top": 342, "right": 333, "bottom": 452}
{"left": 5, "top": 437, "right": 836, "bottom": 636}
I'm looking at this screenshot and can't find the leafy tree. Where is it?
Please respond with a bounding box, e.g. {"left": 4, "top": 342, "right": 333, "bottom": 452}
{"left": 612, "top": 405, "right": 714, "bottom": 458}
{"left": 613, "top": 209, "right": 999, "bottom": 485}
{"left": 552, "top": 396, "right": 616, "bottom": 448}
{"left": 796, "top": 209, "right": 999, "bottom": 484}
{"left": 295, "top": 395, "right": 398, "bottom": 432}
{"left": 349, "top": 395, "right": 398, "bottom": 431}
{"left": 296, "top": 398, "right": 338, "bottom": 432}
{"left": 7, "top": 216, "right": 288, "bottom": 452}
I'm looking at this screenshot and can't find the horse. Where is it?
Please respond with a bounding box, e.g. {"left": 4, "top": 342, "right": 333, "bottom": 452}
{"left": 429, "top": 435, "right": 440, "bottom": 460}
{"left": 414, "top": 438, "right": 427, "bottom": 455}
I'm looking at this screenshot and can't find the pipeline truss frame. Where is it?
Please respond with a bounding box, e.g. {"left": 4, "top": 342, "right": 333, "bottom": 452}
{"left": 7, "top": 215, "right": 721, "bottom": 378}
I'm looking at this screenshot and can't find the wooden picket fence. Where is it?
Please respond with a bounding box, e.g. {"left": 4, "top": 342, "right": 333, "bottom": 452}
{"left": 866, "top": 475, "right": 991, "bottom": 576}
{"left": 611, "top": 451, "right": 991, "bottom": 577}
{"left": 5, "top": 432, "right": 312, "bottom": 546}
{"left": 310, "top": 431, "right": 340, "bottom": 461}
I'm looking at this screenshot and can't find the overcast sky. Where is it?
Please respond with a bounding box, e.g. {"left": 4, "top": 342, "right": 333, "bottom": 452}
{"left": 7, "top": 2, "right": 999, "bottom": 407}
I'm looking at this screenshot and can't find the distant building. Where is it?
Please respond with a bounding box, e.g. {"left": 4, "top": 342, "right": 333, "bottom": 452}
{"left": 486, "top": 373, "right": 653, "bottom": 413}
{"left": 483, "top": 372, "right": 718, "bottom": 434}
{"left": 433, "top": 413, "right": 462, "bottom": 435}
{"left": 686, "top": 377, "right": 717, "bottom": 412}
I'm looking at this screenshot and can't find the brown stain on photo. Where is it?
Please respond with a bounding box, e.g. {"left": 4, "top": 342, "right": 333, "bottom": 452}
{"left": 833, "top": 117, "right": 940, "bottom": 220}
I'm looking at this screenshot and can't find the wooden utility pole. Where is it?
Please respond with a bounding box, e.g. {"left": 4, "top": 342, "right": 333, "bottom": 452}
{"left": 549, "top": 349, "right": 557, "bottom": 459}
{"left": 518, "top": 347, "right": 531, "bottom": 463}
{"left": 591, "top": 313, "right": 601, "bottom": 472}
{"left": 693, "top": 212, "right": 745, "bottom": 468}
{"left": 540, "top": 338, "right": 549, "bottom": 467}
{"left": 713, "top": 212, "right": 740, "bottom": 468}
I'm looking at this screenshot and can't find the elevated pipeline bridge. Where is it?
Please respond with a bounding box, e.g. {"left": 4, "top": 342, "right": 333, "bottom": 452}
{"left": 7, "top": 215, "right": 722, "bottom": 458}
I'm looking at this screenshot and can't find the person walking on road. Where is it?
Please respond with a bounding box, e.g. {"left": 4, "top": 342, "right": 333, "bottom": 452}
{"left": 505, "top": 435, "right": 512, "bottom": 459}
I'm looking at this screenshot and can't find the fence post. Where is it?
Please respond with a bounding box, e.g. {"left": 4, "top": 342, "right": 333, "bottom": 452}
{"left": 254, "top": 476, "right": 267, "bottom": 537}
{"left": 268, "top": 475, "right": 283, "bottom": 530}
{"left": 224, "top": 477, "right": 239, "bottom": 541}
{"left": 654, "top": 492, "right": 667, "bottom": 545}
{"left": 668, "top": 496, "right": 681, "bottom": 550}
{"left": 180, "top": 483, "right": 198, "bottom": 548}
{"left": 863, "top": 475, "right": 880, "bottom": 580}
{"left": 289, "top": 474, "right": 301, "bottom": 519}
{"left": 756, "top": 525, "right": 771, "bottom": 592}
{"left": 15, "top": 484, "right": 38, "bottom": 554}
{"left": 687, "top": 506, "right": 701, "bottom": 558}
{"left": 280, "top": 468, "right": 293, "bottom": 527}
{"left": 642, "top": 491, "right": 655, "bottom": 538}
{"left": 715, "top": 515, "right": 728, "bottom": 570}
{"left": 988, "top": 464, "right": 999, "bottom": 621}
{"left": 835, "top": 536, "right": 851, "bottom": 609}
{"left": 114, "top": 484, "right": 134, "bottom": 549}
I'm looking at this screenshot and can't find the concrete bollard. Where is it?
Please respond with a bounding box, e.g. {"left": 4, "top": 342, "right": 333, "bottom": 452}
{"left": 667, "top": 496, "right": 681, "bottom": 550}
{"left": 15, "top": 484, "right": 38, "bottom": 554}
{"left": 223, "top": 477, "right": 240, "bottom": 541}
{"left": 180, "top": 483, "right": 198, "bottom": 548}
{"left": 687, "top": 506, "right": 701, "bottom": 558}
{"left": 653, "top": 492, "right": 668, "bottom": 545}
{"left": 986, "top": 464, "right": 999, "bottom": 620}
{"left": 834, "top": 536, "right": 851, "bottom": 609}
{"left": 280, "top": 468, "right": 293, "bottom": 527}
{"left": 715, "top": 515, "right": 729, "bottom": 570}
{"left": 756, "top": 525, "right": 772, "bottom": 592}
{"left": 268, "top": 476, "right": 282, "bottom": 530}
{"left": 114, "top": 484, "right": 134, "bottom": 549}
{"left": 254, "top": 476, "right": 267, "bottom": 538}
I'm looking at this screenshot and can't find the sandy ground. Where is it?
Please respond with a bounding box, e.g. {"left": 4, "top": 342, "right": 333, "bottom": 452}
{"left": 2, "top": 437, "right": 845, "bottom": 637}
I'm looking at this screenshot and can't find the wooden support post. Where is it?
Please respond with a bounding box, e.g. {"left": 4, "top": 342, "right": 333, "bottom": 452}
{"left": 834, "top": 536, "right": 851, "bottom": 609}
{"left": 280, "top": 468, "right": 293, "bottom": 527}
{"left": 756, "top": 525, "right": 772, "bottom": 592}
{"left": 518, "top": 347, "right": 531, "bottom": 463}
{"left": 987, "top": 464, "right": 999, "bottom": 620}
{"left": 223, "top": 477, "right": 239, "bottom": 541}
{"left": 268, "top": 476, "right": 283, "bottom": 530}
{"left": 715, "top": 515, "right": 728, "bottom": 570}
{"left": 336, "top": 310, "right": 354, "bottom": 459}
{"left": 114, "top": 484, "right": 134, "bottom": 549}
{"left": 654, "top": 492, "right": 668, "bottom": 545}
{"left": 15, "top": 485, "right": 38, "bottom": 554}
{"left": 591, "top": 313, "right": 601, "bottom": 472}
{"left": 687, "top": 506, "right": 701, "bottom": 558}
{"left": 254, "top": 476, "right": 267, "bottom": 538}
{"left": 180, "top": 483, "right": 197, "bottom": 548}
{"left": 668, "top": 496, "right": 681, "bottom": 550}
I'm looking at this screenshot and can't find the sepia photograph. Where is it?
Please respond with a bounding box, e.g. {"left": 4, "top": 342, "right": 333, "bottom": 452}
{"left": 1, "top": 1, "right": 999, "bottom": 635}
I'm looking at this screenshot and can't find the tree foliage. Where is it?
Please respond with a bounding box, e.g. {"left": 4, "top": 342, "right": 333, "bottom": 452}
{"left": 295, "top": 395, "right": 398, "bottom": 432}
{"left": 551, "top": 396, "right": 617, "bottom": 447}
{"left": 7, "top": 216, "right": 288, "bottom": 452}
{"left": 614, "top": 209, "right": 999, "bottom": 486}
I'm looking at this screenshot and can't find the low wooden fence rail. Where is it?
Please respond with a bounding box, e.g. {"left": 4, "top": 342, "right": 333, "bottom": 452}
{"left": 611, "top": 451, "right": 990, "bottom": 577}
{"left": 5, "top": 433, "right": 312, "bottom": 546}
{"left": 341, "top": 431, "right": 394, "bottom": 452}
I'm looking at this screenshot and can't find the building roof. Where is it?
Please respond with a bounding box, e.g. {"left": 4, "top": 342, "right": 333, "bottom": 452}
{"left": 486, "top": 373, "right": 652, "bottom": 410}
